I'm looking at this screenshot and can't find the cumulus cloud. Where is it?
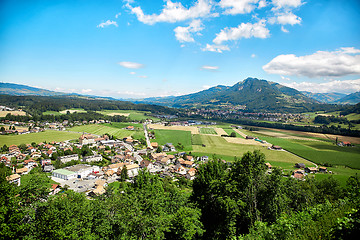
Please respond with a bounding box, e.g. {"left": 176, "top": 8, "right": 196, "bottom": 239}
{"left": 81, "top": 89, "right": 93, "bottom": 93}
{"left": 118, "top": 61, "right": 144, "bottom": 69}
{"left": 251, "top": 53, "right": 256, "bottom": 58}
{"left": 97, "top": 20, "right": 118, "bottom": 28}
{"left": 219, "top": 0, "right": 259, "bottom": 15}
{"left": 258, "top": 0, "right": 267, "bottom": 8}
{"left": 138, "top": 75, "right": 148, "bottom": 78}
{"left": 270, "top": 11, "right": 301, "bottom": 25}
{"left": 281, "top": 26, "right": 289, "bottom": 32}
{"left": 283, "top": 79, "right": 360, "bottom": 93}
{"left": 202, "top": 44, "right": 230, "bottom": 53}
{"left": 115, "top": 13, "right": 121, "bottom": 18}
{"left": 126, "top": 0, "right": 213, "bottom": 25}
{"left": 201, "top": 65, "right": 219, "bottom": 71}
{"left": 263, "top": 48, "right": 360, "bottom": 78}
{"left": 174, "top": 19, "right": 203, "bottom": 42}
{"left": 130, "top": 72, "right": 136, "bottom": 75}
{"left": 271, "top": 0, "right": 303, "bottom": 10}
{"left": 213, "top": 19, "right": 270, "bottom": 44}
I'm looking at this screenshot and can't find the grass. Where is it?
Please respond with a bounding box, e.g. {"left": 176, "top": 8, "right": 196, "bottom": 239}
{"left": 102, "top": 122, "right": 143, "bottom": 129}
{"left": 151, "top": 129, "right": 192, "bottom": 151}
{"left": 223, "top": 128, "right": 243, "bottom": 138}
{"left": 191, "top": 134, "right": 203, "bottom": 145}
{"left": 191, "top": 135, "right": 310, "bottom": 168}
{"left": 0, "top": 130, "right": 82, "bottom": 145}
{"left": 67, "top": 124, "right": 144, "bottom": 139}
{"left": 42, "top": 111, "right": 63, "bottom": 116}
{"left": 199, "top": 127, "right": 217, "bottom": 135}
{"left": 97, "top": 110, "right": 160, "bottom": 121}
{"left": 42, "top": 108, "right": 86, "bottom": 115}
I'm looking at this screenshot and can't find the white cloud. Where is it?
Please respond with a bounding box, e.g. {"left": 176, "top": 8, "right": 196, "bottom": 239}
{"left": 283, "top": 79, "right": 360, "bottom": 93}
{"left": 81, "top": 89, "right": 93, "bottom": 93}
{"left": 263, "top": 48, "right": 360, "bottom": 78}
{"left": 219, "top": 0, "right": 259, "bottom": 15}
{"left": 97, "top": 20, "right": 118, "bottom": 28}
{"left": 130, "top": 72, "right": 136, "bottom": 75}
{"left": 280, "top": 75, "right": 291, "bottom": 81}
{"left": 281, "top": 26, "right": 289, "bottom": 32}
{"left": 201, "top": 65, "right": 219, "bottom": 71}
{"left": 174, "top": 19, "right": 204, "bottom": 42}
{"left": 251, "top": 53, "right": 256, "bottom": 58}
{"left": 340, "top": 47, "right": 360, "bottom": 54}
{"left": 138, "top": 75, "right": 148, "bottom": 78}
{"left": 271, "top": 0, "right": 303, "bottom": 10}
{"left": 202, "top": 44, "right": 230, "bottom": 53}
{"left": 118, "top": 61, "right": 144, "bottom": 69}
{"left": 115, "top": 13, "right": 121, "bottom": 18}
{"left": 213, "top": 19, "right": 270, "bottom": 44}
{"left": 126, "top": 0, "right": 213, "bottom": 25}
{"left": 275, "top": 11, "right": 301, "bottom": 25}
{"left": 258, "top": 0, "right": 267, "bottom": 8}
{"left": 202, "top": 85, "right": 212, "bottom": 89}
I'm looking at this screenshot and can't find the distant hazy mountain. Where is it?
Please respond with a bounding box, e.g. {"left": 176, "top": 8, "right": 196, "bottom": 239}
{"left": 0, "top": 82, "right": 65, "bottom": 96}
{"left": 335, "top": 92, "right": 360, "bottom": 105}
{"left": 301, "top": 91, "right": 347, "bottom": 103}
{"left": 139, "top": 77, "right": 321, "bottom": 112}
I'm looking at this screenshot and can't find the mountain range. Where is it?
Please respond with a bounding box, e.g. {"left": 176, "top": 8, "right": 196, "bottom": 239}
{"left": 1, "top": 79, "right": 359, "bottom": 112}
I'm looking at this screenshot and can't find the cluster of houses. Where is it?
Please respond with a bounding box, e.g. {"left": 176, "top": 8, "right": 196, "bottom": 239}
{"left": 291, "top": 163, "right": 328, "bottom": 180}
{"left": 3, "top": 131, "right": 208, "bottom": 196}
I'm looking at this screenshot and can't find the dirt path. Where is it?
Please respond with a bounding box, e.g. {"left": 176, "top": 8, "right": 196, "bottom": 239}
{"left": 233, "top": 128, "right": 248, "bottom": 138}
{"left": 214, "top": 128, "right": 228, "bottom": 136}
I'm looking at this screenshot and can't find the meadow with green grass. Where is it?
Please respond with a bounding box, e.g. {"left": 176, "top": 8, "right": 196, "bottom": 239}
{"left": 199, "top": 127, "right": 217, "bottom": 135}
{"left": 96, "top": 110, "right": 160, "bottom": 121}
{"left": 67, "top": 124, "right": 144, "bottom": 139}
{"left": 43, "top": 108, "right": 86, "bottom": 115}
{"left": 191, "top": 135, "right": 310, "bottom": 167}
{"left": 0, "top": 130, "right": 82, "bottom": 145}
{"left": 222, "top": 128, "right": 243, "bottom": 138}
{"left": 151, "top": 129, "right": 192, "bottom": 151}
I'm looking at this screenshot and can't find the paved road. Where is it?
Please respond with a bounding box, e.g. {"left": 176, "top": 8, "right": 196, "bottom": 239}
{"left": 143, "top": 123, "right": 153, "bottom": 149}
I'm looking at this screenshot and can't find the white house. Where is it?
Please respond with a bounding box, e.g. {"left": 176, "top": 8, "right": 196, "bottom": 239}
{"left": 58, "top": 154, "right": 79, "bottom": 164}
{"left": 83, "top": 154, "right": 102, "bottom": 162}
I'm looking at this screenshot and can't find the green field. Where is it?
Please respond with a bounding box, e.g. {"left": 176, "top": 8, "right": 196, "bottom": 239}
{"left": 191, "top": 134, "right": 203, "bottom": 145}
{"left": 43, "top": 108, "right": 86, "bottom": 115}
{"left": 151, "top": 129, "right": 192, "bottom": 151}
{"left": 67, "top": 124, "right": 144, "bottom": 139}
{"left": 0, "top": 130, "right": 82, "bottom": 145}
{"left": 199, "top": 127, "right": 217, "bottom": 135}
{"left": 96, "top": 110, "right": 160, "bottom": 121}
{"left": 223, "top": 128, "right": 243, "bottom": 138}
{"left": 102, "top": 122, "right": 143, "bottom": 129}
{"left": 192, "top": 135, "right": 310, "bottom": 167}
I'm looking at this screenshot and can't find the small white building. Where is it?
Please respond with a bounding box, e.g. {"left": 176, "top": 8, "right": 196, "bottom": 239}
{"left": 52, "top": 169, "right": 77, "bottom": 180}
{"left": 83, "top": 154, "right": 102, "bottom": 162}
{"left": 6, "top": 174, "right": 21, "bottom": 186}
{"left": 65, "top": 164, "right": 100, "bottom": 179}
{"left": 58, "top": 154, "right": 79, "bottom": 164}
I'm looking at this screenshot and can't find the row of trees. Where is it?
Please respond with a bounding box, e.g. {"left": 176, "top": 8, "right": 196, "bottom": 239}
{"left": 1, "top": 151, "right": 359, "bottom": 239}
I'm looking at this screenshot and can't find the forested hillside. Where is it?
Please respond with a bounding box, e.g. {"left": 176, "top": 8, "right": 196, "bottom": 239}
{"left": 1, "top": 151, "right": 359, "bottom": 239}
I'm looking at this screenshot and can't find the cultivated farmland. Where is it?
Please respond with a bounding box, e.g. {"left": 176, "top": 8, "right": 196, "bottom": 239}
{"left": 67, "top": 124, "right": 143, "bottom": 139}
{"left": 0, "top": 130, "right": 82, "bottom": 145}
{"left": 151, "top": 129, "right": 192, "bottom": 151}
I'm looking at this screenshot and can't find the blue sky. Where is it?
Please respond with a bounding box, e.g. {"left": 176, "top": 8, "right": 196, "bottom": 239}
{"left": 1, "top": 0, "right": 360, "bottom": 98}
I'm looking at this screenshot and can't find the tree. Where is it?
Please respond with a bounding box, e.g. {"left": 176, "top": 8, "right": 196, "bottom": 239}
{"left": 0, "top": 126, "right": 5, "bottom": 132}
{"left": 120, "top": 165, "right": 128, "bottom": 182}
{"left": 230, "top": 132, "right": 236, "bottom": 137}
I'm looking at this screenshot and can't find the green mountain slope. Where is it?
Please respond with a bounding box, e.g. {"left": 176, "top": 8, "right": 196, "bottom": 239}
{"left": 301, "top": 91, "right": 347, "bottom": 103}
{"left": 0, "top": 82, "right": 65, "bottom": 96}
{"left": 141, "top": 77, "right": 323, "bottom": 112}
{"left": 335, "top": 92, "right": 360, "bottom": 104}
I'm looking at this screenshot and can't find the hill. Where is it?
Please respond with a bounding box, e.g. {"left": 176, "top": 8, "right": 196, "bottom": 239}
{"left": 301, "top": 91, "right": 346, "bottom": 103}
{"left": 139, "top": 77, "right": 336, "bottom": 113}
{"left": 335, "top": 92, "right": 360, "bottom": 105}
{"left": 0, "top": 82, "right": 65, "bottom": 96}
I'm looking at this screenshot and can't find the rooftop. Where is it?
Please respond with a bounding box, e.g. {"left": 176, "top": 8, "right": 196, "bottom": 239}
{"left": 53, "top": 169, "right": 76, "bottom": 176}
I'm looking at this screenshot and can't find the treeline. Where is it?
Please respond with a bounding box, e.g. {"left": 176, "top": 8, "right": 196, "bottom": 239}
{"left": 1, "top": 151, "right": 359, "bottom": 239}
{"left": 191, "top": 115, "right": 360, "bottom": 137}
{"left": 0, "top": 95, "right": 179, "bottom": 117}
{"left": 3, "top": 111, "right": 129, "bottom": 123}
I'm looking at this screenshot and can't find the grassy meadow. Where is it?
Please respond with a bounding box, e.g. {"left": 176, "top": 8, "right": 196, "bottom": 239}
{"left": 96, "top": 110, "right": 160, "bottom": 121}
{"left": 151, "top": 129, "right": 192, "bottom": 151}
{"left": 198, "top": 127, "right": 217, "bottom": 135}
{"left": 0, "top": 130, "right": 81, "bottom": 145}
{"left": 67, "top": 124, "right": 144, "bottom": 139}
